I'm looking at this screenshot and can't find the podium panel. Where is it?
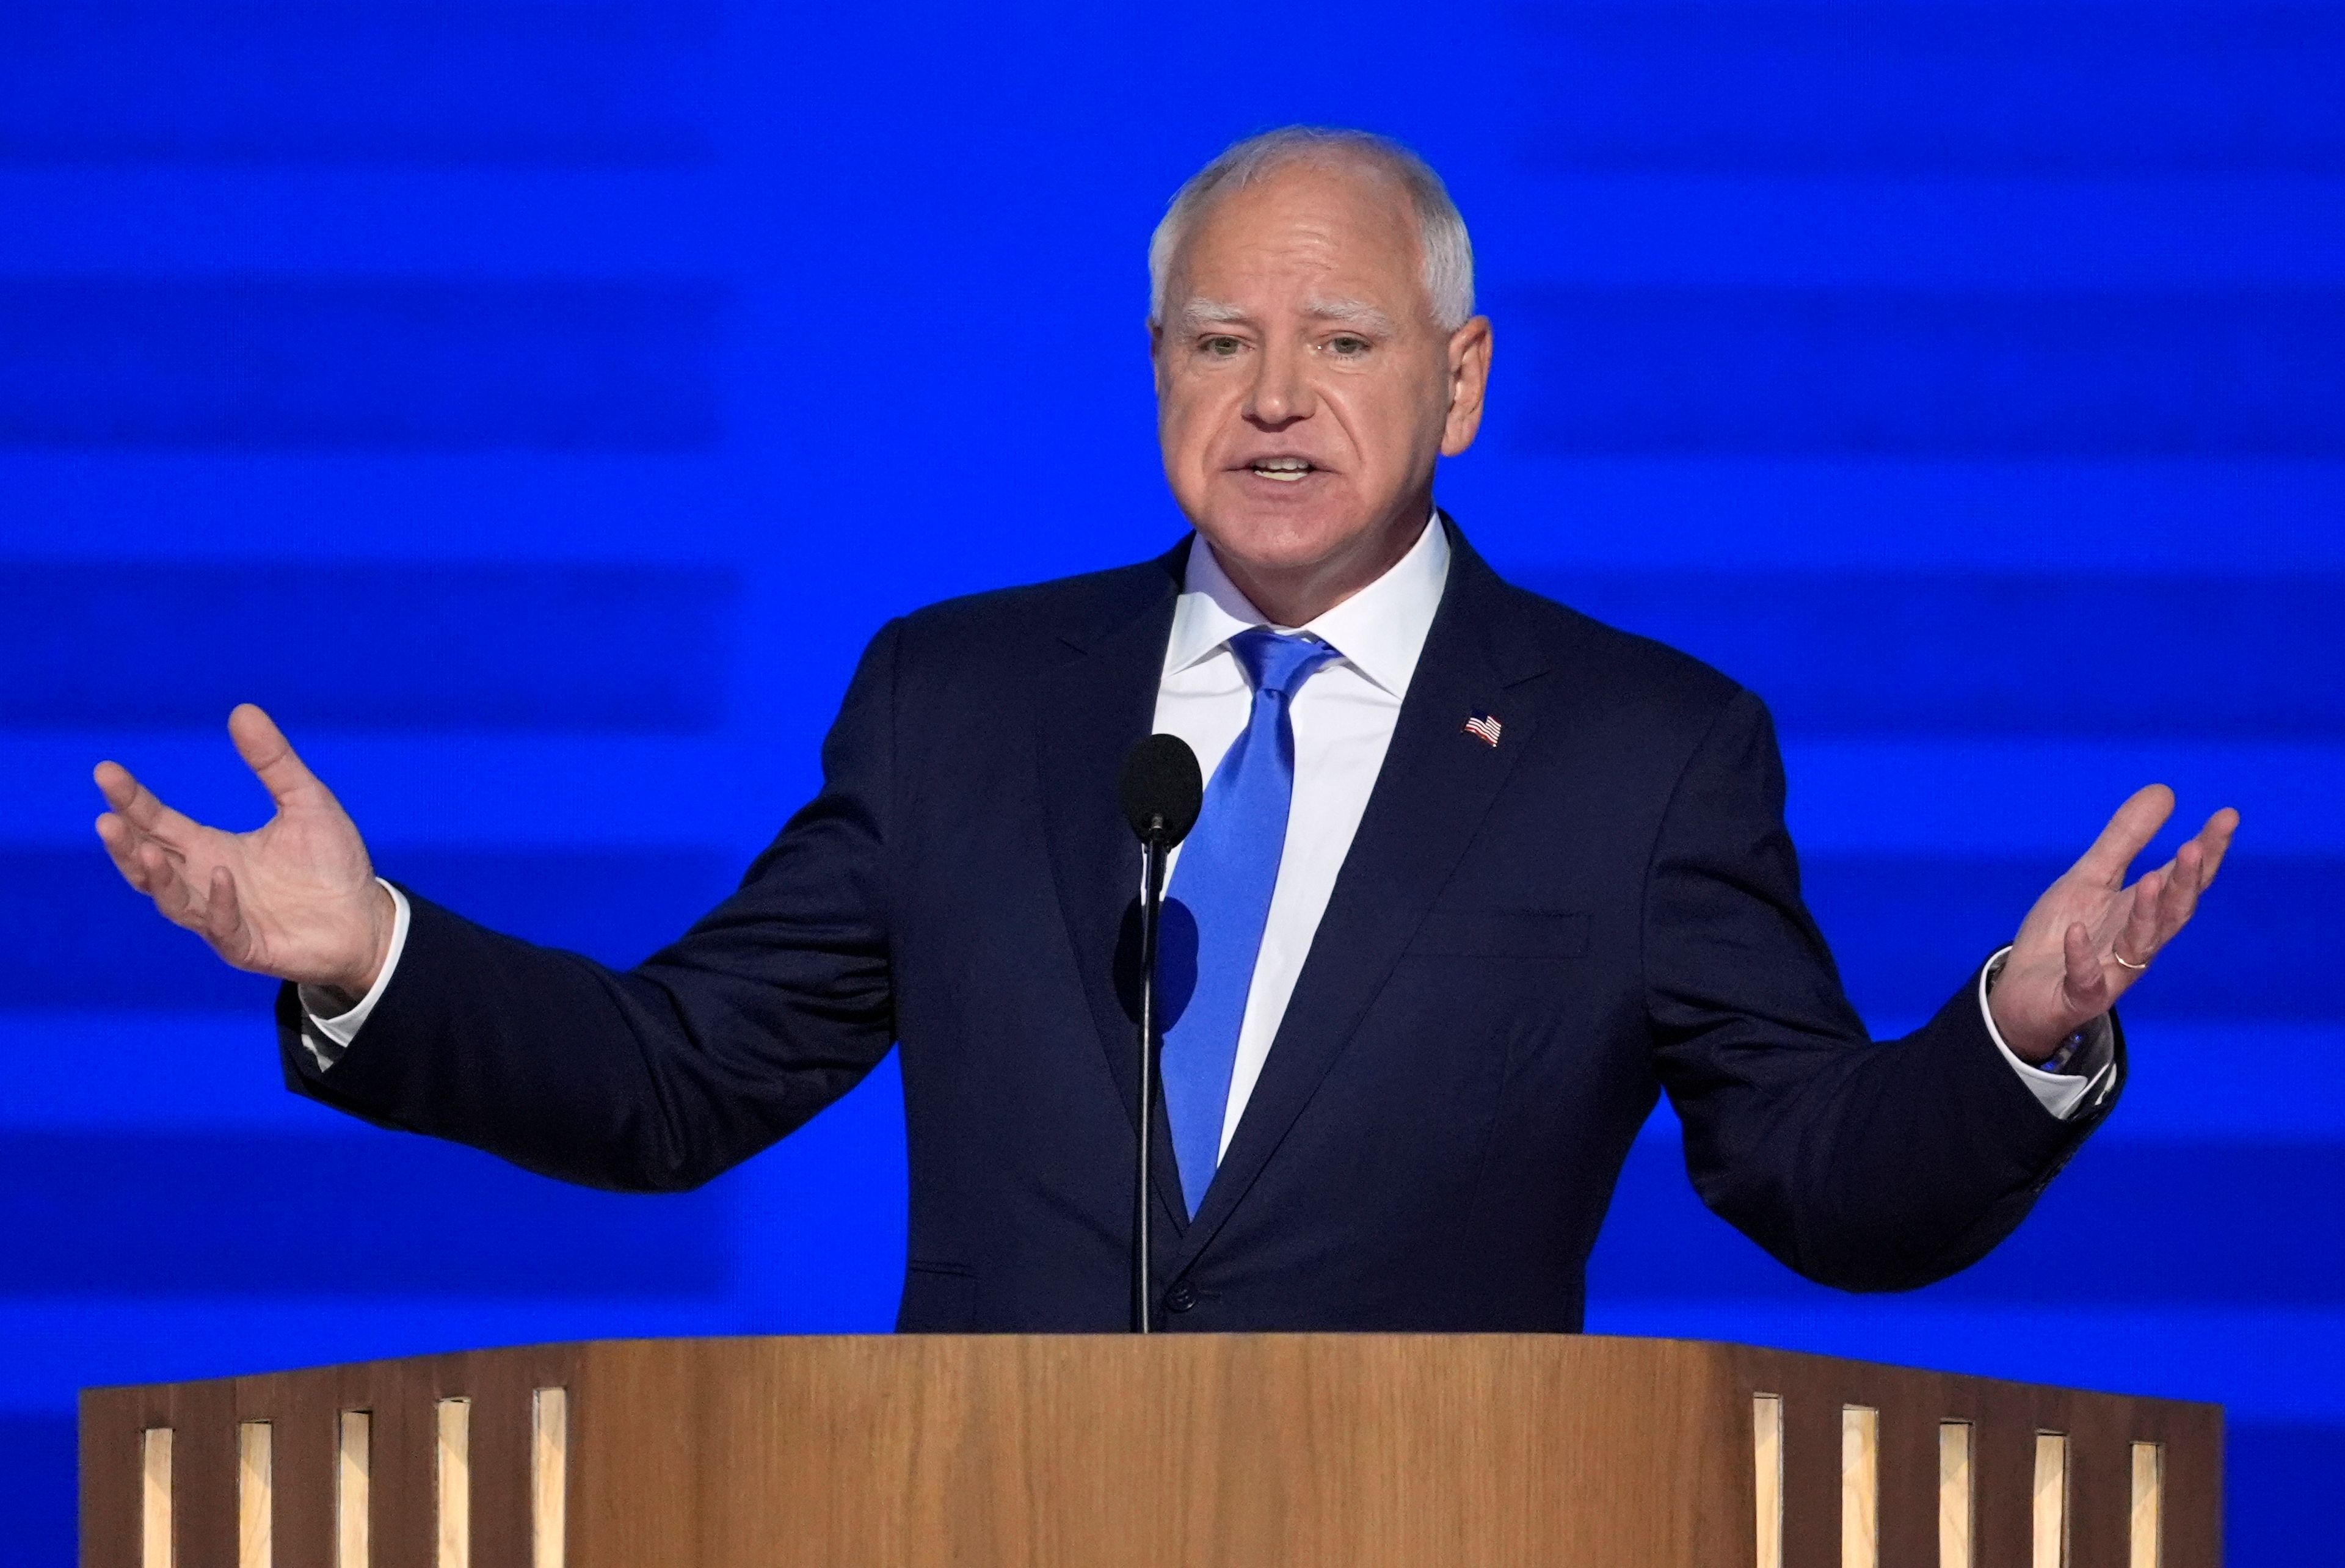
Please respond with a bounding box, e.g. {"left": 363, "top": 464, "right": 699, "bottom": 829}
{"left": 81, "top": 1334, "right": 2219, "bottom": 1567}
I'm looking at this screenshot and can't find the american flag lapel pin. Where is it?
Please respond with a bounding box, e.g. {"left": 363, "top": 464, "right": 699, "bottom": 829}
{"left": 1463, "top": 709, "right": 1502, "bottom": 747}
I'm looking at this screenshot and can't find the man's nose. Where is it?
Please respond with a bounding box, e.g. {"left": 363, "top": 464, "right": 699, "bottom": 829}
{"left": 1244, "top": 339, "right": 1313, "bottom": 427}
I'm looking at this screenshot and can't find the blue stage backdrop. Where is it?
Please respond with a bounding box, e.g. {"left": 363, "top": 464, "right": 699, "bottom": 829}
{"left": 3, "top": 2, "right": 2340, "bottom": 1559}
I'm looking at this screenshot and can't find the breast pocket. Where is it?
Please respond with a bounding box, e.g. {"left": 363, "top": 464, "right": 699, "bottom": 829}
{"left": 1408, "top": 909, "right": 1590, "bottom": 959}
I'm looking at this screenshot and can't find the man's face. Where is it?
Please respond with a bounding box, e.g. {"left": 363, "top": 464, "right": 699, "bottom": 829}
{"left": 1152, "top": 160, "right": 1489, "bottom": 609}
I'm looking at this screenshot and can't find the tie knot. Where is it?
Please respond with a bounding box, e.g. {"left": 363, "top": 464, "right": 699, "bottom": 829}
{"left": 1229, "top": 626, "right": 1338, "bottom": 699}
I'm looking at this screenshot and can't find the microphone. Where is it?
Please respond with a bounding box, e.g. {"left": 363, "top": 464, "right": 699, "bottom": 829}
{"left": 1121, "top": 733, "right": 1204, "bottom": 847}
{"left": 1118, "top": 734, "right": 1201, "bottom": 1334}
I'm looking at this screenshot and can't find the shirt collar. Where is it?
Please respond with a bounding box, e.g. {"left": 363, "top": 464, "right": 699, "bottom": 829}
{"left": 1163, "top": 509, "right": 1451, "bottom": 699}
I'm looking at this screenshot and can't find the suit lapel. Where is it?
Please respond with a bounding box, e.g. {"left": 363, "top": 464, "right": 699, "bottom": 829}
{"left": 1036, "top": 543, "right": 1193, "bottom": 1235}
{"left": 1169, "top": 529, "right": 1554, "bottom": 1271}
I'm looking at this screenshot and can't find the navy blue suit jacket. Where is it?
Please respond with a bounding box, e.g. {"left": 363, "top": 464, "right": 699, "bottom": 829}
{"left": 282, "top": 523, "right": 2117, "bottom": 1331}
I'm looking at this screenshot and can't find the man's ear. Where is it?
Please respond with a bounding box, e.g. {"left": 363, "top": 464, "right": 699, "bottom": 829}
{"left": 1440, "top": 316, "right": 1494, "bottom": 457}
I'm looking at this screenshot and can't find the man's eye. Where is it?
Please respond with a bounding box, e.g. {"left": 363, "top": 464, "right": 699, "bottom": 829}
{"left": 1328, "top": 336, "right": 1370, "bottom": 356}
{"left": 1201, "top": 336, "right": 1244, "bottom": 357}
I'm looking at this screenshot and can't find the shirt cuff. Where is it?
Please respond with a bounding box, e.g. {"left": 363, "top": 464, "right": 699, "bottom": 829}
{"left": 1978, "top": 944, "right": 2117, "bottom": 1121}
{"left": 294, "top": 880, "right": 410, "bottom": 1071}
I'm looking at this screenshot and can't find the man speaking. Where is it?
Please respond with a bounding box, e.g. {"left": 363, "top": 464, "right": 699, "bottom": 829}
{"left": 94, "top": 129, "right": 2234, "bottom": 1332}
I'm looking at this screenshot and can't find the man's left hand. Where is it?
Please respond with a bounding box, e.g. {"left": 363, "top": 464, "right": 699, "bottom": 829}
{"left": 1989, "top": 784, "right": 2239, "bottom": 1064}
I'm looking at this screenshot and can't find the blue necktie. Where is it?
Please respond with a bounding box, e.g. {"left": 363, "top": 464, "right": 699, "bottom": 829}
{"left": 1159, "top": 628, "right": 1339, "bottom": 1216}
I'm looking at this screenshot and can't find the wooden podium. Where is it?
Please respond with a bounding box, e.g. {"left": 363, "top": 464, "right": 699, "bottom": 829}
{"left": 82, "top": 1334, "right": 2219, "bottom": 1567}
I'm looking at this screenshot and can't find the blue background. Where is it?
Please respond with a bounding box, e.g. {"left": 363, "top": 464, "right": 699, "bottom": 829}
{"left": 2, "top": 2, "right": 2340, "bottom": 1559}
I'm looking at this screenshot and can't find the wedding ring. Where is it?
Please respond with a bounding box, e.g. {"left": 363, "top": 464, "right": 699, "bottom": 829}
{"left": 2112, "top": 949, "right": 2149, "bottom": 971}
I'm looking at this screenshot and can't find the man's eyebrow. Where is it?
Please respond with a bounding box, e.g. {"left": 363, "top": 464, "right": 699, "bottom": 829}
{"left": 1303, "top": 297, "right": 1398, "bottom": 333}
{"left": 1174, "top": 299, "right": 1248, "bottom": 330}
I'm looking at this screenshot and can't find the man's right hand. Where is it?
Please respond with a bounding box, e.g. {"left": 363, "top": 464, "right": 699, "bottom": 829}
{"left": 94, "top": 703, "right": 396, "bottom": 1006}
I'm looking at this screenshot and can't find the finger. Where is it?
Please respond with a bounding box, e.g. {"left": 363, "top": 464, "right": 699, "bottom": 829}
{"left": 2191, "top": 807, "right": 2241, "bottom": 885}
{"left": 94, "top": 812, "right": 163, "bottom": 893}
{"left": 2073, "top": 783, "right": 2176, "bottom": 887}
{"left": 2117, "top": 867, "right": 2164, "bottom": 965}
{"left": 137, "top": 840, "right": 206, "bottom": 931}
{"left": 228, "top": 704, "right": 329, "bottom": 812}
{"left": 2154, "top": 813, "right": 2232, "bottom": 906}
{"left": 2166, "top": 835, "right": 2203, "bottom": 898}
{"left": 202, "top": 865, "right": 255, "bottom": 967}
{"left": 2149, "top": 843, "right": 2205, "bottom": 946}
{"left": 90, "top": 760, "right": 199, "bottom": 843}
{"left": 2062, "top": 921, "right": 2113, "bottom": 1016}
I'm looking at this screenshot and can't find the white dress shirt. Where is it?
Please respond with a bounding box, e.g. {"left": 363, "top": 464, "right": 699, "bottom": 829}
{"left": 306, "top": 510, "right": 2111, "bottom": 1128}
{"left": 1149, "top": 511, "right": 1449, "bottom": 1159}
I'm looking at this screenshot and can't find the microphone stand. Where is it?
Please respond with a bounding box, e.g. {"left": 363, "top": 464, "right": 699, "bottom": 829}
{"left": 1133, "top": 815, "right": 1169, "bottom": 1334}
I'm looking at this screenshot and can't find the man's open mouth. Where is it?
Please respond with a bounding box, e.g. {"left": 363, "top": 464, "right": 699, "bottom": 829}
{"left": 1246, "top": 457, "right": 1318, "bottom": 483}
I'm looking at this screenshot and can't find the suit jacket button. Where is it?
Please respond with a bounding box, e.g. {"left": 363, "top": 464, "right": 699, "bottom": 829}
{"left": 1165, "top": 1280, "right": 1198, "bottom": 1312}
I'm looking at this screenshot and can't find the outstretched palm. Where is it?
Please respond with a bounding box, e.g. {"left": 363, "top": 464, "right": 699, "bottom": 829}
{"left": 94, "top": 704, "right": 393, "bottom": 996}
{"left": 1988, "top": 784, "right": 2238, "bottom": 1062}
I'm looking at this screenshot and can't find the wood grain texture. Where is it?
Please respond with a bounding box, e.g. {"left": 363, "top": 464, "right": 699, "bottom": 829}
{"left": 435, "top": 1399, "right": 469, "bottom": 1568}
{"left": 531, "top": 1389, "right": 567, "bottom": 1568}
{"left": 80, "top": 1335, "right": 2222, "bottom": 1568}
{"left": 2035, "top": 1432, "right": 2070, "bottom": 1568}
{"left": 2129, "top": 1443, "right": 2162, "bottom": 1568}
{"left": 1753, "top": 1395, "right": 1783, "bottom": 1568}
{"left": 1940, "top": 1422, "right": 1974, "bottom": 1568}
{"left": 1839, "top": 1406, "right": 1877, "bottom": 1568}
{"left": 236, "top": 1422, "right": 271, "bottom": 1568}
{"left": 142, "top": 1427, "right": 172, "bottom": 1568}
{"left": 337, "top": 1411, "right": 369, "bottom": 1568}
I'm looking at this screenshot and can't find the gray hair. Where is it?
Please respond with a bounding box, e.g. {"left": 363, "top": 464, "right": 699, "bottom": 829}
{"left": 1147, "top": 126, "right": 1476, "bottom": 333}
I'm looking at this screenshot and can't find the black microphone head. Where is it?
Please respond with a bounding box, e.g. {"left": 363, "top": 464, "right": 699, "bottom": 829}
{"left": 1120, "top": 733, "right": 1204, "bottom": 846}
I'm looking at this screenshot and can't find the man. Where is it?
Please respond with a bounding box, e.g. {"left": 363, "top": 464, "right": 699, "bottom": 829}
{"left": 94, "top": 128, "right": 2234, "bottom": 1331}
